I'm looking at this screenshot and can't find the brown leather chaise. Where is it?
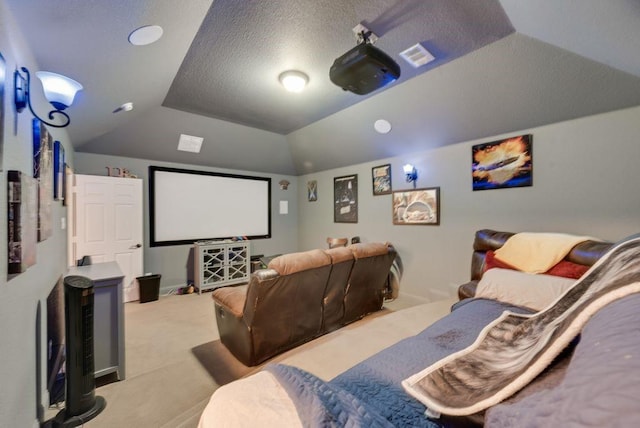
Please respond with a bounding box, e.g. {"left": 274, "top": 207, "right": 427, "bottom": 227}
{"left": 212, "top": 242, "right": 396, "bottom": 366}
{"left": 458, "top": 229, "right": 613, "bottom": 300}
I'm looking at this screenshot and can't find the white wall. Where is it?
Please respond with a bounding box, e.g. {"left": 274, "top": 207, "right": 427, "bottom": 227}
{"left": 297, "top": 106, "right": 640, "bottom": 301}
{"left": 1, "top": 2, "right": 75, "bottom": 426}
{"left": 73, "top": 153, "right": 299, "bottom": 291}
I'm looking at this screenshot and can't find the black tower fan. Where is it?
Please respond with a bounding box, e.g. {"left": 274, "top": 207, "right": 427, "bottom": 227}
{"left": 52, "top": 276, "right": 106, "bottom": 427}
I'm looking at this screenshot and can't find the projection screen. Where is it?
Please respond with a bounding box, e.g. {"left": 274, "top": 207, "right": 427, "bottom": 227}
{"left": 149, "top": 166, "right": 271, "bottom": 246}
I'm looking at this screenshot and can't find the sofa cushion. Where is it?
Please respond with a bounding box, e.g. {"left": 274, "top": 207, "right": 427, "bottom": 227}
{"left": 485, "top": 250, "right": 590, "bottom": 280}
{"left": 268, "top": 249, "right": 331, "bottom": 276}
{"left": 476, "top": 268, "right": 575, "bottom": 311}
{"left": 324, "top": 246, "right": 354, "bottom": 263}
{"left": 349, "top": 242, "right": 390, "bottom": 259}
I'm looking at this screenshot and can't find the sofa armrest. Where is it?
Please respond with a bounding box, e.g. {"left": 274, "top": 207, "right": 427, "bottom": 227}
{"left": 211, "top": 284, "right": 249, "bottom": 318}
{"left": 458, "top": 280, "right": 478, "bottom": 300}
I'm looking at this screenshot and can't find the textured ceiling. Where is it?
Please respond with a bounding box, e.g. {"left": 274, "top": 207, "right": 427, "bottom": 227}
{"left": 4, "top": 0, "right": 640, "bottom": 175}
{"left": 163, "top": 0, "right": 513, "bottom": 134}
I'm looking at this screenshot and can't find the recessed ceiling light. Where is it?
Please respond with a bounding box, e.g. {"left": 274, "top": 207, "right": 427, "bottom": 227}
{"left": 113, "top": 102, "right": 133, "bottom": 113}
{"left": 128, "top": 25, "right": 163, "bottom": 46}
{"left": 279, "top": 70, "right": 309, "bottom": 93}
{"left": 374, "top": 119, "right": 392, "bottom": 134}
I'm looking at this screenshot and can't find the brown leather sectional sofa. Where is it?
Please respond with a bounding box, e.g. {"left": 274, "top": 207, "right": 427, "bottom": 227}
{"left": 211, "top": 242, "right": 397, "bottom": 366}
{"left": 457, "top": 229, "right": 613, "bottom": 300}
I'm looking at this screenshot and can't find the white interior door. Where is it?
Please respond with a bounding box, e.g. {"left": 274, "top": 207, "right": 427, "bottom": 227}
{"left": 71, "top": 174, "right": 143, "bottom": 302}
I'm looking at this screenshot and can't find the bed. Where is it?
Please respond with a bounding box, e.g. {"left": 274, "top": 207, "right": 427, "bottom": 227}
{"left": 199, "top": 232, "right": 640, "bottom": 427}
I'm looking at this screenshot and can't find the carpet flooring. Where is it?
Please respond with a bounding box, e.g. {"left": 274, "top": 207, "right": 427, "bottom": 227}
{"left": 43, "top": 290, "right": 451, "bottom": 427}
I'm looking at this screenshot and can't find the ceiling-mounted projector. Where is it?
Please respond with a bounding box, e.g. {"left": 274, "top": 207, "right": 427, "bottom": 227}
{"left": 329, "top": 30, "right": 401, "bottom": 95}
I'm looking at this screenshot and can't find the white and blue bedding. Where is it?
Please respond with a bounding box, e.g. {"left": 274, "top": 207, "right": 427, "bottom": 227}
{"left": 266, "top": 299, "right": 532, "bottom": 427}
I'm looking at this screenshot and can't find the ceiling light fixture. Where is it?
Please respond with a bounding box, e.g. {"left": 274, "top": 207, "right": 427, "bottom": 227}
{"left": 279, "top": 70, "right": 309, "bottom": 93}
{"left": 128, "top": 25, "right": 163, "bottom": 46}
{"left": 14, "top": 67, "right": 83, "bottom": 128}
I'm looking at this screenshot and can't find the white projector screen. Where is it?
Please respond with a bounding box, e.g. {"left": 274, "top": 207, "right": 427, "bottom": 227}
{"left": 149, "top": 166, "right": 271, "bottom": 246}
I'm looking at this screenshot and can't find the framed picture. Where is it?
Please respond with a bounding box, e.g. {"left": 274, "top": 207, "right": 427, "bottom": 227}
{"left": 0, "top": 52, "right": 6, "bottom": 171}
{"left": 307, "top": 180, "right": 317, "bottom": 201}
{"left": 333, "top": 174, "right": 358, "bottom": 223}
{"left": 392, "top": 187, "right": 440, "bottom": 225}
{"left": 7, "top": 170, "right": 38, "bottom": 277}
{"left": 33, "top": 119, "right": 53, "bottom": 241}
{"left": 372, "top": 164, "right": 392, "bottom": 195}
{"left": 53, "top": 141, "right": 65, "bottom": 201}
{"left": 472, "top": 134, "right": 532, "bottom": 191}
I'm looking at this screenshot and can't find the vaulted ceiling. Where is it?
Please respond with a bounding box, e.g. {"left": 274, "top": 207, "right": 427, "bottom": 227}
{"left": 5, "top": 0, "right": 640, "bottom": 175}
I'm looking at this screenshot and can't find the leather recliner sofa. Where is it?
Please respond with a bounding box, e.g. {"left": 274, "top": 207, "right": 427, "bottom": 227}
{"left": 212, "top": 242, "right": 396, "bottom": 366}
{"left": 457, "top": 229, "right": 613, "bottom": 300}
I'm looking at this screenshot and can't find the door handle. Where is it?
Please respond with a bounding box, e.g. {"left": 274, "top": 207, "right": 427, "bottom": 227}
{"left": 129, "top": 243, "right": 142, "bottom": 249}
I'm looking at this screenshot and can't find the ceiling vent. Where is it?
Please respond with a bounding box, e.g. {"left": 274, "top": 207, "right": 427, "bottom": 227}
{"left": 177, "top": 134, "right": 203, "bottom": 153}
{"left": 399, "top": 43, "right": 435, "bottom": 68}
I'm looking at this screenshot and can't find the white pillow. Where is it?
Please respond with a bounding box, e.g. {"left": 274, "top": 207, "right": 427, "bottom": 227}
{"left": 476, "top": 268, "right": 575, "bottom": 311}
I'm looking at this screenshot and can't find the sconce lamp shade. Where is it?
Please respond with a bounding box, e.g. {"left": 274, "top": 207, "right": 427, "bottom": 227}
{"left": 403, "top": 163, "right": 418, "bottom": 187}
{"left": 14, "top": 66, "right": 82, "bottom": 128}
{"left": 36, "top": 71, "right": 83, "bottom": 110}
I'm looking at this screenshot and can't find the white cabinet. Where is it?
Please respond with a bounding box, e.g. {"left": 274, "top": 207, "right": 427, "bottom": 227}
{"left": 194, "top": 241, "right": 250, "bottom": 293}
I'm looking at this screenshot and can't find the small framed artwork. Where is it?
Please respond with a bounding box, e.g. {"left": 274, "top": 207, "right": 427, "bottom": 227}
{"left": 333, "top": 174, "right": 358, "bottom": 223}
{"left": 53, "top": 141, "right": 65, "bottom": 201}
{"left": 472, "top": 134, "right": 532, "bottom": 191}
{"left": 307, "top": 180, "right": 317, "bottom": 201}
{"left": 0, "top": 52, "right": 5, "bottom": 171}
{"left": 392, "top": 187, "right": 440, "bottom": 225}
{"left": 33, "top": 119, "right": 53, "bottom": 241}
{"left": 372, "top": 164, "right": 392, "bottom": 195}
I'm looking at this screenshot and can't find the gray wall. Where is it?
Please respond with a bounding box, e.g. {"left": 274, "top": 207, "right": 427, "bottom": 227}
{"left": 1, "top": 3, "right": 75, "bottom": 426}
{"left": 297, "top": 105, "right": 640, "bottom": 301}
{"left": 73, "top": 153, "right": 299, "bottom": 291}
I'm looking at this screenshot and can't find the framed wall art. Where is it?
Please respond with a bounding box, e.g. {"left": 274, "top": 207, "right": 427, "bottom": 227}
{"left": 7, "top": 170, "right": 38, "bottom": 277}
{"left": 392, "top": 187, "right": 440, "bottom": 225}
{"left": 33, "top": 119, "right": 53, "bottom": 241}
{"left": 53, "top": 141, "right": 65, "bottom": 201}
{"left": 0, "top": 52, "right": 6, "bottom": 171}
{"left": 333, "top": 174, "right": 358, "bottom": 223}
{"left": 372, "top": 164, "right": 392, "bottom": 195}
{"left": 307, "top": 180, "right": 317, "bottom": 201}
{"left": 472, "top": 134, "right": 532, "bottom": 191}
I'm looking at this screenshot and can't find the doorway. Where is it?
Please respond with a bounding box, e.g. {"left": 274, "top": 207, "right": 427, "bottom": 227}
{"left": 69, "top": 174, "right": 143, "bottom": 302}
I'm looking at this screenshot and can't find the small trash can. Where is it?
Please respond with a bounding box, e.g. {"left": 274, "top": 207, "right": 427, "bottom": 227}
{"left": 137, "top": 274, "right": 161, "bottom": 303}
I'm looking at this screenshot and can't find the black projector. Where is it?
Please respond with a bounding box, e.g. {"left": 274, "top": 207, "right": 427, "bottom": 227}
{"left": 330, "top": 43, "right": 401, "bottom": 95}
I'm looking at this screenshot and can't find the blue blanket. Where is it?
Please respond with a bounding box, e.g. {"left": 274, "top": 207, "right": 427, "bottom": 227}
{"left": 267, "top": 299, "right": 531, "bottom": 427}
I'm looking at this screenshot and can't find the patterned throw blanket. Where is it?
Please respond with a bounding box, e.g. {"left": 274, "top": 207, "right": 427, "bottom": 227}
{"left": 265, "top": 299, "right": 533, "bottom": 427}
{"left": 402, "top": 234, "right": 640, "bottom": 416}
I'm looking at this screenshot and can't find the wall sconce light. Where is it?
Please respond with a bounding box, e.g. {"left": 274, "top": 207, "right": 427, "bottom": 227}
{"left": 278, "top": 179, "right": 290, "bottom": 190}
{"left": 403, "top": 163, "right": 418, "bottom": 187}
{"left": 14, "top": 67, "right": 83, "bottom": 128}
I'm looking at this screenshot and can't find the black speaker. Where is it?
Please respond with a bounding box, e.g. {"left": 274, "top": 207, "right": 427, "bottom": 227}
{"left": 52, "top": 276, "right": 105, "bottom": 427}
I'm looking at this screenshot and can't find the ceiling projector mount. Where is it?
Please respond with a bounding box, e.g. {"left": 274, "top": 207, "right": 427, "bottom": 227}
{"left": 329, "top": 24, "right": 401, "bottom": 95}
